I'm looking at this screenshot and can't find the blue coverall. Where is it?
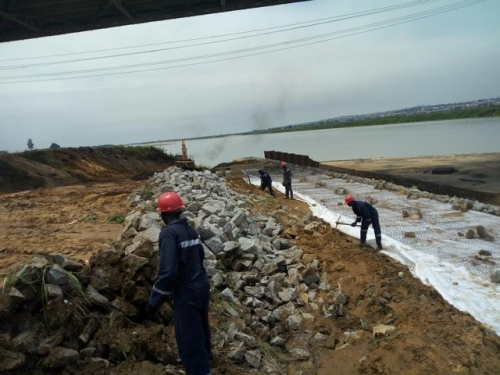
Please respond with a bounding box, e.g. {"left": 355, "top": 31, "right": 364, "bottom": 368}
{"left": 148, "top": 218, "right": 211, "bottom": 375}
{"left": 259, "top": 170, "right": 275, "bottom": 196}
{"left": 350, "top": 200, "right": 382, "bottom": 248}
{"left": 282, "top": 166, "right": 293, "bottom": 199}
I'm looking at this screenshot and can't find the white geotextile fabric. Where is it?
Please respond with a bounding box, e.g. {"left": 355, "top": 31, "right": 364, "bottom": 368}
{"left": 246, "top": 169, "right": 500, "bottom": 335}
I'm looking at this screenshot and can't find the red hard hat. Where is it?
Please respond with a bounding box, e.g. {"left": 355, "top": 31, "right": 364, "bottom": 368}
{"left": 344, "top": 194, "right": 355, "bottom": 205}
{"left": 281, "top": 162, "right": 287, "bottom": 168}
{"left": 158, "top": 192, "right": 184, "bottom": 213}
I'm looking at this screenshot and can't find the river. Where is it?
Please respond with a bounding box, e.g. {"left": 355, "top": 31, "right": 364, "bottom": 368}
{"left": 149, "top": 117, "right": 500, "bottom": 168}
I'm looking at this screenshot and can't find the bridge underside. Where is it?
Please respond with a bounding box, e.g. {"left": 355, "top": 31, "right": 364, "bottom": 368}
{"left": 0, "top": 0, "right": 309, "bottom": 43}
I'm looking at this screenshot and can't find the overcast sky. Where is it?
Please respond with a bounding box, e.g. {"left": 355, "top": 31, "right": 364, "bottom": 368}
{"left": 0, "top": 0, "right": 499, "bottom": 152}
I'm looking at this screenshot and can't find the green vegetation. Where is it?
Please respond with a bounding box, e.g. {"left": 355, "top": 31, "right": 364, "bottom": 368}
{"left": 106, "top": 145, "right": 176, "bottom": 162}
{"left": 0, "top": 158, "right": 45, "bottom": 190}
{"left": 16, "top": 145, "right": 175, "bottom": 168}
{"left": 19, "top": 150, "right": 64, "bottom": 168}
{"left": 108, "top": 213, "right": 126, "bottom": 224}
{"left": 139, "top": 184, "right": 154, "bottom": 200}
{"left": 244, "top": 104, "right": 500, "bottom": 135}
{"left": 0, "top": 159, "right": 27, "bottom": 179}
{"left": 1, "top": 145, "right": 178, "bottom": 193}
{"left": 3, "top": 263, "right": 39, "bottom": 291}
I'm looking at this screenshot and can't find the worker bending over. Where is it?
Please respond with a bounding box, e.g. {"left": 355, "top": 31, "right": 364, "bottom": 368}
{"left": 345, "top": 194, "right": 383, "bottom": 251}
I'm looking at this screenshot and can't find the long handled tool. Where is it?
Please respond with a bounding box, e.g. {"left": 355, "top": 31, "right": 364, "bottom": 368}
{"left": 335, "top": 218, "right": 360, "bottom": 229}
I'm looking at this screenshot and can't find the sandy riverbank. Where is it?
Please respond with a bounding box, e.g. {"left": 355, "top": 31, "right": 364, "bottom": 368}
{"left": 321, "top": 153, "right": 500, "bottom": 204}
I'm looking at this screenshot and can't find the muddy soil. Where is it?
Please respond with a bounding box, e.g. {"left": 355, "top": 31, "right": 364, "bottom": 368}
{"left": 0, "top": 180, "right": 145, "bottom": 284}
{"left": 1, "top": 158, "right": 500, "bottom": 374}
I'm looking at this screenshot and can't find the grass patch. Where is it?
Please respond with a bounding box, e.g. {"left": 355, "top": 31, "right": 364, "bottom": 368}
{"left": 19, "top": 150, "right": 64, "bottom": 168}
{"left": 109, "top": 213, "right": 126, "bottom": 224}
{"left": 3, "top": 264, "right": 41, "bottom": 291}
{"left": 258, "top": 340, "right": 288, "bottom": 375}
{"left": 139, "top": 184, "right": 154, "bottom": 200}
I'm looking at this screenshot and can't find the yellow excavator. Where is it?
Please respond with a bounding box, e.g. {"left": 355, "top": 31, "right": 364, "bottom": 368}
{"left": 174, "top": 140, "right": 195, "bottom": 169}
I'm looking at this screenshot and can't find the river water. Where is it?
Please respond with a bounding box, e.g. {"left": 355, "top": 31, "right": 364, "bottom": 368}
{"left": 151, "top": 117, "right": 500, "bottom": 167}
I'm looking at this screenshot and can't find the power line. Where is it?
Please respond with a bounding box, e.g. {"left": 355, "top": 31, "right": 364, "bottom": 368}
{"left": 0, "top": 0, "right": 481, "bottom": 83}
{"left": 0, "top": 0, "right": 484, "bottom": 84}
{"left": 0, "top": 0, "right": 435, "bottom": 68}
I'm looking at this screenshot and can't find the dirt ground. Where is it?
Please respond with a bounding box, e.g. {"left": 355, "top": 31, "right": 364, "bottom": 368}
{"left": 1, "top": 158, "right": 500, "bottom": 374}
{"left": 0, "top": 180, "right": 144, "bottom": 284}
{"left": 322, "top": 153, "right": 500, "bottom": 204}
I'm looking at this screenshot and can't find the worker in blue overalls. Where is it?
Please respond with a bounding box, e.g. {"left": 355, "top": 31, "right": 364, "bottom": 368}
{"left": 258, "top": 169, "right": 275, "bottom": 196}
{"left": 146, "top": 192, "right": 211, "bottom": 375}
{"left": 281, "top": 162, "right": 293, "bottom": 199}
{"left": 345, "top": 194, "right": 383, "bottom": 251}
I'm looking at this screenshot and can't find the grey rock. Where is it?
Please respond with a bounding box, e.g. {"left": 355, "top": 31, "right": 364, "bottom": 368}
{"left": 37, "top": 332, "right": 64, "bottom": 355}
{"left": 245, "top": 349, "right": 262, "bottom": 369}
{"left": 227, "top": 342, "right": 246, "bottom": 361}
{"left": 79, "top": 319, "right": 100, "bottom": 345}
{"left": 13, "top": 331, "right": 39, "bottom": 353}
{"left": 490, "top": 270, "right": 500, "bottom": 284}
{"left": 220, "top": 288, "right": 240, "bottom": 305}
{"left": 45, "top": 283, "right": 63, "bottom": 300}
{"left": 302, "top": 268, "right": 320, "bottom": 286}
{"left": 286, "top": 314, "right": 303, "bottom": 331}
{"left": 132, "top": 227, "right": 161, "bottom": 243}
{"left": 46, "top": 265, "right": 68, "bottom": 286}
{"left": 80, "top": 347, "right": 97, "bottom": 359}
{"left": 0, "top": 348, "right": 25, "bottom": 371}
{"left": 42, "top": 347, "right": 80, "bottom": 368}
{"left": 205, "top": 236, "right": 225, "bottom": 256}
{"left": 289, "top": 348, "right": 311, "bottom": 360}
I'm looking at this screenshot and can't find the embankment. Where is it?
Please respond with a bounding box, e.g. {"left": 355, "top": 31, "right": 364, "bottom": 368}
{"left": 0, "top": 146, "right": 176, "bottom": 193}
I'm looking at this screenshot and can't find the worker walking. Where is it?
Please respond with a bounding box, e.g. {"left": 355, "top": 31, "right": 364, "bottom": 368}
{"left": 146, "top": 192, "right": 211, "bottom": 375}
{"left": 258, "top": 169, "right": 275, "bottom": 196}
{"left": 344, "top": 194, "right": 383, "bottom": 251}
{"left": 281, "top": 162, "right": 293, "bottom": 199}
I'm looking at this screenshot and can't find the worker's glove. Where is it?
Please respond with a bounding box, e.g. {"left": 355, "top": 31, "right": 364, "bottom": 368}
{"left": 351, "top": 221, "right": 358, "bottom": 227}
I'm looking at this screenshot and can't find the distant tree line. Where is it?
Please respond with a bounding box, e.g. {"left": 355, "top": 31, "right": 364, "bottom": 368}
{"left": 245, "top": 104, "right": 500, "bottom": 135}
{"left": 25, "top": 139, "right": 61, "bottom": 150}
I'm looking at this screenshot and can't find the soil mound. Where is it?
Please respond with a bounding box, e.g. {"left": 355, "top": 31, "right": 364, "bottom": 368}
{"left": 0, "top": 146, "right": 175, "bottom": 193}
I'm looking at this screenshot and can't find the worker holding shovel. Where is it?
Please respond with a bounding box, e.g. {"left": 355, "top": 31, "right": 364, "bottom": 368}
{"left": 344, "top": 194, "right": 383, "bottom": 251}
